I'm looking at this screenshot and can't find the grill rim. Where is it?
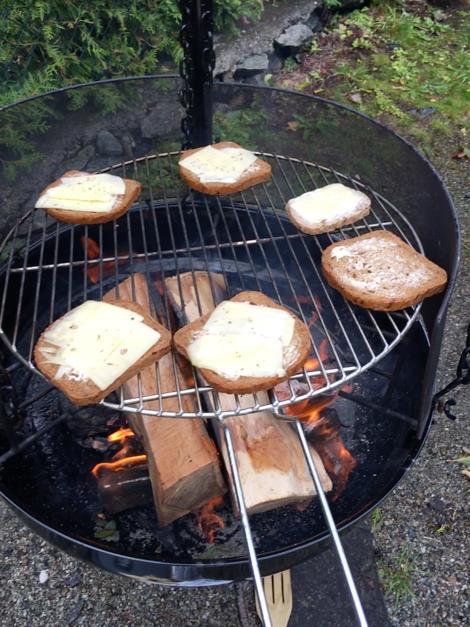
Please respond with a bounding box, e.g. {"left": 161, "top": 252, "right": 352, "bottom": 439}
{"left": 0, "top": 78, "right": 460, "bottom": 587}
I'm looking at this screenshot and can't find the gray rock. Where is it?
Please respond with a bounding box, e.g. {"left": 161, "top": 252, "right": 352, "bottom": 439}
{"left": 274, "top": 24, "right": 314, "bottom": 51}
{"left": 214, "top": 0, "right": 322, "bottom": 77}
{"left": 306, "top": 9, "right": 322, "bottom": 32}
{"left": 63, "top": 144, "right": 95, "bottom": 171}
{"left": 410, "top": 107, "right": 436, "bottom": 120}
{"left": 242, "top": 74, "right": 267, "bottom": 87}
{"left": 95, "top": 130, "right": 123, "bottom": 157}
{"left": 234, "top": 53, "right": 269, "bottom": 78}
{"left": 268, "top": 52, "right": 283, "bottom": 73}
{"left": 214, "top": 102, "right": 231, "bottom": 116}
{"left": 140, "top": 102, "right": 183, "bottom": 139}
{"left": 120, "top": 133, "right": 136, "bottom": 158}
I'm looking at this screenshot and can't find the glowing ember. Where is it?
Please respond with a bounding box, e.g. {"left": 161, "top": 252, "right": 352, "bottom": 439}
{"left": 81, "top": 235, "right": 100, "bottom": 259}
{"left": 310, "top": 409, "right": 357, "bottom": 500}
{"left": 304, "top": 357, "right": 319, "bottom": 372}
{"left": 92, "top": 454, "right": 147, "bottom": 478}
{"left": 286, "top": 396, "right": 357, "bottom": 500}
{"left": 107, "top": 427, "right": 134, "bottom": 443}
{"left": 276, "top": 321, "right": 357, "bottom": 500}
{"left": 196, "top": 496, "right": 225, "bottom": 543}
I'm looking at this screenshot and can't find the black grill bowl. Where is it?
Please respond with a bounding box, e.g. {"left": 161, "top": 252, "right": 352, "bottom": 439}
{"left": 0, "top": 77, "right": 459, "bottom": 584}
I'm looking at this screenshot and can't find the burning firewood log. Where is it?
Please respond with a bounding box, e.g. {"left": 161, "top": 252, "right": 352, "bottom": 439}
{"left": 104, "top": 273, "right": 225, "bottom": 526}
{"left": 93, "top": 454, "right": 153, "bottom": 515}
{"left": 165, "top": 271, "right": 332, "bottom": 515}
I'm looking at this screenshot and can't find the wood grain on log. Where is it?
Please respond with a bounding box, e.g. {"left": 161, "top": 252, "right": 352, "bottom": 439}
{"left": 165, "top": 272, "right": 332, "bottom": 514}
{"left": 104, "top": 273, "right": 225, "bottom": 526}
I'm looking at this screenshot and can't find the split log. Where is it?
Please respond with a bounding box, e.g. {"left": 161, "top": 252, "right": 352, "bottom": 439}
{"left": 165, "top": 272, "right": 332, "bottom": 514}
{"left": 94, "top": 458, "right": 153, "bottom": 515}
{"left": 104, "top": 273, "right": 225, "bottom": 526}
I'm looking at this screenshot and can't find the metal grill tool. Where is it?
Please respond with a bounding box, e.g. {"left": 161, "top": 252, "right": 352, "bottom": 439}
{"left": 0, "top": 151, "right": 425, "bottom": 626}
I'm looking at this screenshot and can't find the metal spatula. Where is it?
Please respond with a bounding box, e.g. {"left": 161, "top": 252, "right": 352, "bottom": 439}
{"left": 255, "top": 570, "right": 293, "bottom": 627}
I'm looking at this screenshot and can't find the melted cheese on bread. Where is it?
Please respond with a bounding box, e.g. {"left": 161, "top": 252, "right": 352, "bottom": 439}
{"left": 35, "top": 173, "right": 126, "bottom": 213}
{"left": 288, "top": 183, "right": 370, "bottom": 231}
{"left": 179, "top": 146, "right": 257, "bottom": 184}
{"left": 39, "top": 301, "right": 160, "bottom": 390}
{"left": 187, "top": 300, "right": 295, "bottom": 379}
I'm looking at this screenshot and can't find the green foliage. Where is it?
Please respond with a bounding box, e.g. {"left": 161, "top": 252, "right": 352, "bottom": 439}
{"left": 324, "top": 0, "right": 342, "bottom": 9}
{"left": 213, "top": 108, "right": 268, "bottom": 148}
{"left": 0, "top": 99, "right": 57, "bottom": 181}
{"left": 281, "top": 0, "right": 469, "bottom": 148}
{"left": 283, "top": 57, "right": 299, "bottom": 72}
{"left": 330, "top": 1, "right": 469, "bottom": 143}
{"left": 0, "top": 0, "right": 263, "bottom": 107}
{"left": 0, "top": 0, "right": 263, "bottom": 181}
{"left": 371, "top": 507, "right": 384, "bottom": 532}
{"left": 214, "top": 0, "right": 263, "bottom": 34}
{"left": 378, "top": 546, "right": 414, "bottom": 606}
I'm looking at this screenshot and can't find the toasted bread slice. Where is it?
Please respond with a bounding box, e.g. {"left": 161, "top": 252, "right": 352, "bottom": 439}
{"left": 179, "top": 141, "right": 271, "bottom": 195}
{"left": 321, "top": 230, "right": 448, "bottom": 311}
{"left": 36, "top": 170, "right": 141, "bottom": 225}
{"left": 34, "top": 300, "right": 171, "bottom": 405}
{"left": 286, "top": 183, "right": 371, "bottom": 235}
{"left": 173, "top": 291, "right": 311, "bottom": 394}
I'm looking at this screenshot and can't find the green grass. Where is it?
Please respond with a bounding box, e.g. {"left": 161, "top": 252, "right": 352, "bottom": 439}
{"left": 371, "top": 507, "right": 384, "bottom": 532}
{"left": 280, "top": 0, "right": 470, "bottom": 152}
{"left": 377, "top": 546, "right": 415, "bottom": 606}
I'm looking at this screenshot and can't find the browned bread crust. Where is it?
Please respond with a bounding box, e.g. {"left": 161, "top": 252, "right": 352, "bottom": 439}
{"left": 178, "top": 141, "right": 272, "bottom": 195}
{"left": 321, "top": 230, "right": 448, "bottom": 311}
{"left": 173, "top": 291, "right": 311, "bottom": 394}
{"left": 37, "top": 170, "right": 141, "bottom": 225}
{"left": 286, "top": 190, "right": 370, "bottom": 235}
{"left": 34, "top": 300, "right": 171, "bottom": 405}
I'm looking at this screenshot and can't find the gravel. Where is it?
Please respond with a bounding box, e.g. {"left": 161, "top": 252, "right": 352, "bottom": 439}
{"left": 372, "top": 148, "right": 469, "bottom": 626}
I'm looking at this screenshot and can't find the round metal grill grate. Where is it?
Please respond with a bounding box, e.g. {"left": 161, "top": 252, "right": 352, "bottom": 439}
{"left": 0, "top": 152, "right": 424, "bottom": 418}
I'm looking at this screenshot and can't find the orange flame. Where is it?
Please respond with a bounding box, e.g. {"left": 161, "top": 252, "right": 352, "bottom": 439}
{"left": 196, "top": 496, "right": 225, "bottom": 543}
{"left": 288, "top": 396, "right": 357, "bottom": 499}
{"left": 316, "top": 437, "right": 357, "bottom": 500}
{"left": 284, "top": 395, "right": 336, "bottom": 423}
{"left": 92, "top": 454, "right": 147, "bottom": 478}
{"left": 81, "top": 236, "right": 122, "bottom": 284}
{"left": 107, "top": 427, "right": 135, "bottom": 443}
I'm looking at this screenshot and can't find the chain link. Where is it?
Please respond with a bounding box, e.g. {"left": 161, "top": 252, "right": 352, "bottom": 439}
{"left": 432, "top": 322, "right": 470, "bottom": 420}
{"left": 179, "top": 0, "right": 214, "bottom": 148}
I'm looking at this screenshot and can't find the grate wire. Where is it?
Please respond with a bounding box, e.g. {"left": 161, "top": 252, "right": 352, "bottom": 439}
{"left": 0, "top": 151, "right": 424, "bottom": 419}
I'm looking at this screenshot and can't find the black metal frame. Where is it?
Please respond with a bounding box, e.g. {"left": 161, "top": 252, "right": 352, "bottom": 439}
{"left": 179, "top": 0, "right": 214, "bottom": 147}
{"left": 0, "top": 73, "right": 461, "bottom": 625}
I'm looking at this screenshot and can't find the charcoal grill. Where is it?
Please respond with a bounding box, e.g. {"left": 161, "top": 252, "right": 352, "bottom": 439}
{"left": 0, "top": 2, "right": 462, "bottom": 625}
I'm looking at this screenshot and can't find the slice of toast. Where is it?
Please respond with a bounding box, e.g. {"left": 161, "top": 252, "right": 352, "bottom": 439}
{"left": 179, "top": 141, "right": 272, "bottom": 195}
{"left": 173, "top": 291, "right": 311, "bottom": 394}
{"left": 36, "top": 170, "right": 141, "bottom": 225}
{"left": 34, "top": 300, "right": 171, "bottom": 405}
{"left": 286, "top": 183, "right": 371, "bottom": 235}
{"left": 321, "top": 230, "right": 448, "bottom": 311}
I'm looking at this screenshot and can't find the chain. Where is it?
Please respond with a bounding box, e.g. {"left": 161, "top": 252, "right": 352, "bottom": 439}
{"left": 179, "top": 0, "right": 214, "bottom": 149}
{"left": 432, "top": 322, "right": 470, "bottom": 420}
